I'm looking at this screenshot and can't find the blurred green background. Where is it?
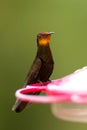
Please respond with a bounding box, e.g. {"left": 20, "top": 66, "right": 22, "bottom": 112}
{"left": 0, "top": 0, "right": 87, "bottom": 130}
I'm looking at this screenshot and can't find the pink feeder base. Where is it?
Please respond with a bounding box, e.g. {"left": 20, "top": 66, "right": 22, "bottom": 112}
{"left": 14, "top": 66, "right": 87, "bottom": 122}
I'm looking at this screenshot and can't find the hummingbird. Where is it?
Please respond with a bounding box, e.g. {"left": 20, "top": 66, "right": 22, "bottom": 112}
{"left": 12, "top": 32, "right": 54, "bottom": 112}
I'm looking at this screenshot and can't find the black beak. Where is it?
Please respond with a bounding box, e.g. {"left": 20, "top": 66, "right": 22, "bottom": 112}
{"left": 49, "top": 32, "right": 55, "bottom": 35}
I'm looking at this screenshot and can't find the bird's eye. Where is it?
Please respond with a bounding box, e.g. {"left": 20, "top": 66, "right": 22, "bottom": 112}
{"left": 38, "top": 34, "right": 42, "bottom": 39}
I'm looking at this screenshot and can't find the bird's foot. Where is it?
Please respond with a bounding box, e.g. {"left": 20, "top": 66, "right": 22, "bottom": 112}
{"left": 37, "top": 80, "right": 44, "bottom": 86}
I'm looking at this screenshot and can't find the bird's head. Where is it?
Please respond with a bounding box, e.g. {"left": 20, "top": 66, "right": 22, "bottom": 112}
{"left": 37, "top": 32, "right": 54, "bottom": 46}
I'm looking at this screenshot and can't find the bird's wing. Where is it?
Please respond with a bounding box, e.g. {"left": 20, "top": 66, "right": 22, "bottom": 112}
{"left": 12, "top": 58, "right": 42, "bottom": 112}
{"left": 25, "top": 57, "right": 42, "bottom": 85}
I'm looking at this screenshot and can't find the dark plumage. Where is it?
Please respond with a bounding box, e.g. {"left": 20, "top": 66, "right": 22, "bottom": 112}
{"left": 12, "top": 32, "right": 54, "bottom": 112}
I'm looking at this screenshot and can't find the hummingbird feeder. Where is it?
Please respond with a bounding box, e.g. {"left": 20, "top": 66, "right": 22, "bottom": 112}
{"left": 15, "top": 66, "right": 87, "bottom": 123}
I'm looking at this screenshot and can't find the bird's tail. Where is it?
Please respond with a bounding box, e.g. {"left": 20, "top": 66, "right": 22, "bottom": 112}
{"left": 12, "top": 99, "right": 29, "bottom": 113}
{"left": 12, "top": 92, "right": 40, "bottom": 113}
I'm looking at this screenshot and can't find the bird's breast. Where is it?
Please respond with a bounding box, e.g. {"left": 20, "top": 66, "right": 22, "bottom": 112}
{"left": 38, "top": 61, "right": 54, "bottom": 82}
